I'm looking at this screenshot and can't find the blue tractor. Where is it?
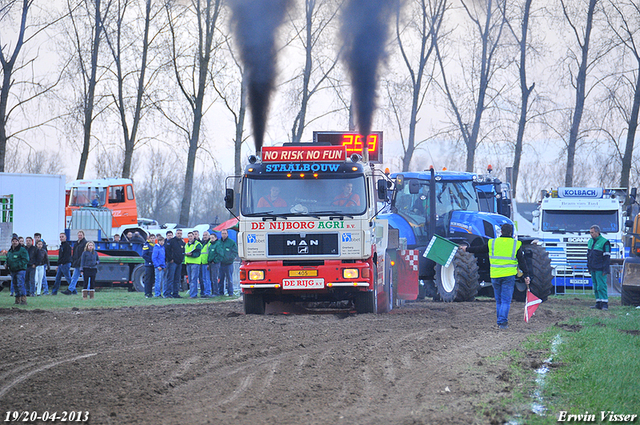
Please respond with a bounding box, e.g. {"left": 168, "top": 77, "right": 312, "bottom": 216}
{"left": 380, "top": 169, "right": 553, "bottom": 302}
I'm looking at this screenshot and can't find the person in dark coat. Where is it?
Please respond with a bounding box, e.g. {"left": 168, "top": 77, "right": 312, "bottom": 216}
{"left": 33, "top": 240, "right": 50, "bottom": 296}
{"left": 52, "top": 233, "right": 73, "bottom": 295}
{"left": 6, "top": 236, "right": 30, "bottom": 305}
{"left": 80, "top": 241, "right": 99, "bottom": 291}
{"left": 24, "top": 236, "right": 37, "bottom": 296}
{"left": 142, "top": 234, "right": 155, "bottom": 298}
{"left": 165, "top": 229, "right": 185, "bottom": 298}
{"left": 64, "top": 230, "right": 87, "bottom": 295}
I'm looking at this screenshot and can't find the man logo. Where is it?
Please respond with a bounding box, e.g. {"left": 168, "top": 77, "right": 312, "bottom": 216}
{"left": 298, "top": 246, "right": 309, "bottom": 254}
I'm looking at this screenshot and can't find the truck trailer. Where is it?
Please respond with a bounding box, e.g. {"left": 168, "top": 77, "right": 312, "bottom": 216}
{"left": 0, "top": 173, "right": 66, "bottom": 246}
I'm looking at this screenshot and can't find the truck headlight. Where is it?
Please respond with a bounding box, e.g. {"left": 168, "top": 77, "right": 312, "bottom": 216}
{"left": 249, "top": 270, "right": 265, "bottom": 281}
{"left": 342, "top": 268, "right": 359, "bottom": 279}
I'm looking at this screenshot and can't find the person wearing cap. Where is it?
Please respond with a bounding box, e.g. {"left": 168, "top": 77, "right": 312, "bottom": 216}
{"left": 6, "top": 237, "right": 30, "bottom": 305}
{"left": 462, "top": 223, "right": 530, "bottom": 329}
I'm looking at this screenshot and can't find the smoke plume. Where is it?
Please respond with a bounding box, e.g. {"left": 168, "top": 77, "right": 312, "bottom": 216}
{"left": 229, "top": 0, "right": 292, "bottom": 155}
{"left": 340, "top": 0, "right": 395, "bottom": 138}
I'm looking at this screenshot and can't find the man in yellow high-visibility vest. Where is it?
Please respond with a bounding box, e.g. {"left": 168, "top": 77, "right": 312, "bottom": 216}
{"left": 463, "top": 223, "right": 530, "bottom": 329}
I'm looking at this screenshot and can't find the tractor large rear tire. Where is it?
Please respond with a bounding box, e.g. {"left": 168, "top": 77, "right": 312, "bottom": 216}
{"left": 435, "top": 250, "right": 479, "bottom": 302}
{"left": 621, "top": 286, "right": 640, "bottom": 306}
{"left": 524, "top": 243, "right": 553, "bottom": 302}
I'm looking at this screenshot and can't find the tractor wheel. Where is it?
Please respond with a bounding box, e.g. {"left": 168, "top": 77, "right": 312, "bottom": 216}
{"left": 435, "top": 250, "right": 479, "bottom": 302}
{"left": 523, "top": 243, "right": 553, "bottom": 302}
{"left": 244, "top": 293, "right": 265, "bottom": 314}
{"left": 621, "top": 286, "right": 640, "bottom": 306}
{"left": 131, "top": 264, "right": 146, "bottom": 292}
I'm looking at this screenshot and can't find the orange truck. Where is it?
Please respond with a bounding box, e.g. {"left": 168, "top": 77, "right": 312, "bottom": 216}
{"left": 65, "top": 178, "right": 139, "bottom": 237}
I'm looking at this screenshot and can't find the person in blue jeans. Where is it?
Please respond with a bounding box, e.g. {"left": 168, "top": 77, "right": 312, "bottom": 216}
{"left": 216, "top": 230, "right": 238, "bottom": 297}
{"left": 51, "top": 233, "right": 73, "bottom": 295}
{"left": 63, "top": 231, "right": 87, "bottom": 295}
{"left": 462, "top": 223, "right": 530, "bottom": 329}
{"left": 152, "top": 236, "right": 167, "bottom": 298}
{"left": 184, "top": 232, "right": 202, "bottom": 298}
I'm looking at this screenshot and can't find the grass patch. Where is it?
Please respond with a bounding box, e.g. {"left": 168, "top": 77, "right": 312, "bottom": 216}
{"left": 509, "top": 301, "right": 640, "bottom": 425}
{"left": 0, "top": 287, "right": 239, "bottom": 310}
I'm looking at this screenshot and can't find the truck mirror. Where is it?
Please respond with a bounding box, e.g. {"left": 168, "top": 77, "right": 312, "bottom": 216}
{"left": 396, "top": 174, "right": 404, "bottom": 190}
{"left": 225, "top": 189, "right": 234, "bottom": 210}
{"left": 377, "top": 179, "right": 387, "bottom": 201}
{"left": 409, "top": 179, "right": 420, "bottom": 194}
{"left": 626, "top": 219, "right": 634, "bottom": 228}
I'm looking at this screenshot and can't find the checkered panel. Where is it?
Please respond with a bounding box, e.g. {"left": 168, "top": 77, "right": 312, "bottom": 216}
{"left": 401, "top": 249, "right": 419, "bottom": 271}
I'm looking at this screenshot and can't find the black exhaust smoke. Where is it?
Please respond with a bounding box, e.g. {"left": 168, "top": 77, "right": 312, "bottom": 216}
{"left": 340, "top": 0, "right": 395, "bottom": 138}
{"left": 229, "top": 0, "right": 292, "bottom": 155}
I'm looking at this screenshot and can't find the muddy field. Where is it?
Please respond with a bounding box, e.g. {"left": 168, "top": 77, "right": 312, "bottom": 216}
{"left": 0, "top": 296, "right": 585, "bottom": 424}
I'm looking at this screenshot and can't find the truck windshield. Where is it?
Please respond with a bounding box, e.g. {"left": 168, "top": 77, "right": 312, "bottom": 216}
{"left": 541, "top": 210, "right": 619, "bottom": 233}
{"left": 69, "top": 187, "right": 106, "bottom": 207}
{"left": 395, "top": 180, "right": 479, "bottom": 219}
{"left": 241, "top": 176, "right": 367, "bottom": 217}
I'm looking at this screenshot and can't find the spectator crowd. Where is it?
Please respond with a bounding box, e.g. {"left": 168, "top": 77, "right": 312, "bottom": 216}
{"left": 1, "top": 228, "right": 238, "bottom": 305}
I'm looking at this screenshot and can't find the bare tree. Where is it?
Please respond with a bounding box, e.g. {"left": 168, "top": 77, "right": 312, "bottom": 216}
{"left": 392, "top": 0, "right": 447, "bottom": 172}
{"left": 66, "top": 0, "right": 110, "bottom": 179}
{"left": 287, "top": 0, "right": 342, "bottom": 143}
{"left": 165, "top": 0, "right": 222, "bottom": 226}
{"left": 501, "top": 0, "right": 536, "bottom": 196}
{"left": 0, "top": 0, "right": 65, "bottom": 172}
{"left": 135, "top": 148, "right": 180, "bottom": 223}
{"left": 600, "top": 0, "right": 640, "bottom": 189}
{"left": 102, "top": 0, "right": 163, "bottom": 178}
{"left": 435, "top": 0, "right": 508, "bottom": 172}
{"left": 561, "top": 0, "right": 603, "bottom": 186}
{"left": 212, "top": 37, "right": 247, "bottom": 176}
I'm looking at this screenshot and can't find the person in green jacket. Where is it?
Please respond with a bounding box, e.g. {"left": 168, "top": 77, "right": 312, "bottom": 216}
{"left": 184, "top": 232, "right": 204, "bottom": 298}
{"left": 207, "top": 233, "right": 222, "bottom": 295}
{"left": 199, "top": 231, "right": 212, "bottom": 297}
{"left": 587, "top": 224, "right": 611, "bottom": 310}
{"left": 217, "top": 230, "right": 238, "bottom": 297}
{"left": 6, "top": 236, "right": 30, "bottom": 305}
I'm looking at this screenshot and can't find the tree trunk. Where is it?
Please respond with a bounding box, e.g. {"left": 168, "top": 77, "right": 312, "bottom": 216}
{"left": 511, "top": 0, "right": 533, "bottom": 196}
{"left": 77, "top": 0, "right": 103, "bottom": 180}
{"left": 565, "top": 0, "right": 597, "bottom": 187}
{"left": 122, "top": 0, "right": 151, "bottom": 179}
{"left": 620, "top": 65, "right": 640, "bottom": 189}
{"left": 0, "top": 0, "right": 30, "bottom": 172}
{"left": 235, "top": 77, "right": 246, "bottom": 176}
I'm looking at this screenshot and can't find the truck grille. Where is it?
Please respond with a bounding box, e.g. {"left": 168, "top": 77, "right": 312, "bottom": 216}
{"left": 268, "top": 233, "right": 339, "bottom": 256}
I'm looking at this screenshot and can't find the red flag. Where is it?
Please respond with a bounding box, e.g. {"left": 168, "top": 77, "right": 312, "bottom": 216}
{"left": 524, "top": 289, "right": 542, "bottom": 323}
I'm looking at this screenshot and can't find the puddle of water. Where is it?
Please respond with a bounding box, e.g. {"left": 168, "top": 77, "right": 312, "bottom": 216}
{"left": 531, "top": 333, "right": 562, "bottom": 416}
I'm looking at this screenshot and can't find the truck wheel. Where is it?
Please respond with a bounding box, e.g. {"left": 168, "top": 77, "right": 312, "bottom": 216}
{"left": 523, "top": 244, "right": 553, "bottom": 302}
{"left": 621, "top": 286, "right": 640, "bottom": 306}
{"left": 131, "top": 265, "right": 145, "bottom": 292}
{"left": 435, "top": 250, "right": 479, "bottom": 302}
{"left": 355, "top": 290, "right": 376, "bottom": 313}
{"left": 244, "top": 293, "right": 265, "bottom": 314}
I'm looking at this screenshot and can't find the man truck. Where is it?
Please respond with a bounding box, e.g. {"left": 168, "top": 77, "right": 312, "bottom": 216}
{"left": 225, "top": 139, "right": 418, "bottom": 314}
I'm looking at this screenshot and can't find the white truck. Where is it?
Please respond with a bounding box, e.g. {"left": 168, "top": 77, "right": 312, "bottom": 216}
{"left": 531, "top": 187, "right": 630, "bottom": 291}
{"left": 0, "top": 173, "right": 66, "bottom": 247}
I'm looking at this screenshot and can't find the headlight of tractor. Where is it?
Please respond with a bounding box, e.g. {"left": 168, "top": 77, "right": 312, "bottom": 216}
{"left": 342, "top": 268, "right": 359, "bottom": 279}
{"left": 249, "top": 270, "right": 265, "bottom": 281}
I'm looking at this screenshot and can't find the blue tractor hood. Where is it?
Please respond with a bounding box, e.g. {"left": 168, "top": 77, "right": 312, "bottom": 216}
{"left": 449, "top": 210, "right": 514, "bottom": 239}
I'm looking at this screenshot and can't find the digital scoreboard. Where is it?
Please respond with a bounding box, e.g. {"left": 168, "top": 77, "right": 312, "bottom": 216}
{"left": 312, "top": 131, "right": 383, "bottom": 163}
